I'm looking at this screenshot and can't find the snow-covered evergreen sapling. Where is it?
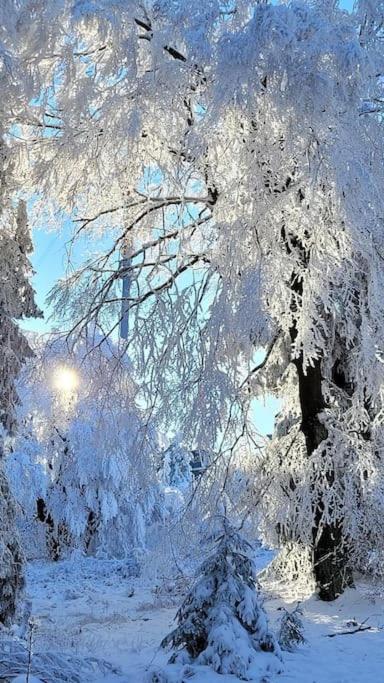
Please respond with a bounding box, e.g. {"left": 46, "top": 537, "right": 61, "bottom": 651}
{"left": 162, "top": 441, "right": 192, "bottom": 490}
{"left": 278, "top": 604, "right": 306, "bottom": 652}
{"left": 161, "top": 515, "right": 280, "bottom": 680}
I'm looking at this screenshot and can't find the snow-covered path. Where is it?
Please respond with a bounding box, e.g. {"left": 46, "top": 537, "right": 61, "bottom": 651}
{"left": 26, "top": 559, "right": 384, "bottom": 683}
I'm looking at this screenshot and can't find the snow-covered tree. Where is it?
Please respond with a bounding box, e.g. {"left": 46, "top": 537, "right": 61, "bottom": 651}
{"left": 0, "top": 6, "right": 42, "bottom": 621}
{"left": 6, "top": 413, "right": 47, "bottom": 561}
{"left": 160, "top": 515, "right": 280, "bottom": 680}
{"left": 278, "top": 604, "right": 306, "bottom": 652}
{"left": 162, "top": 441, "right": 193, "bottom": 490}
{"left": 0, "top": 202, "right": 41, "bottom": 622}
{"left": 7, "top": 335, "right": 164, "bottom": 560}
{"left": 8, "top": 0, "right": 384, "bottom": 599}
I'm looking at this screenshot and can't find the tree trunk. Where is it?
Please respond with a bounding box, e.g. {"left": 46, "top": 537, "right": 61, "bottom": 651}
{"left": 0, "top": 465, "right": 24, "bottom": 625}
{"left": 282, "top": 213, "right": 352, "bottom": 599}
{"left": 84, "top": 509, "right": 100, "bottom": 554}
{"left": 36, "top": 497, "right": 60, "bottom": 561}
{"left": 292, "top": 355, "right": 353, "bottom": 600}
{"left": 36, "top": 497, "right": 72, "bottom": 561}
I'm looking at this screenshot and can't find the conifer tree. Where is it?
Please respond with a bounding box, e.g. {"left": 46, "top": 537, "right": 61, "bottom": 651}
{"left": 278, "top": 605, "right": 306, "bottom": 652}
{"left": 161, "top": 515, "right": 280, "bottom": 681}
{"left": 0, "top": 198, "right": 41, "bottom": 624}
{"left": 162, "top": 441, "right": 192, "bottom": 490}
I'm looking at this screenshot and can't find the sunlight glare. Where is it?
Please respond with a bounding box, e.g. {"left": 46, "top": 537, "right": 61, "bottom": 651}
{"left": 52, "top": 366, "right": 80, "bottom": 395}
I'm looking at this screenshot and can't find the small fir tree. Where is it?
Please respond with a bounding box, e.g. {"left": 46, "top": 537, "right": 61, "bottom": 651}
{"left": 161, "top": 515, "right": 280, "bottom": 681}
{"left": 278, "top": 604, "right": 306, "bottom": 652}
{"left": 162, "top": 442, "right": 192, "bottom": 490}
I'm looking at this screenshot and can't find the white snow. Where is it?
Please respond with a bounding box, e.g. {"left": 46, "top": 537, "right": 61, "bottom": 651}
{"left": 23, "top": 557, "right": 384, "bottom": 683}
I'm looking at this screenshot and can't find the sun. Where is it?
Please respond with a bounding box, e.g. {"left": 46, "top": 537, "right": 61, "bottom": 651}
{"left": 52, "top": 366, "right": 80, "bottom": 394}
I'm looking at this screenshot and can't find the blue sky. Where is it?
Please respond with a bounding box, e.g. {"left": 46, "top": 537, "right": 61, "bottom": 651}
{"left": 23, "top": 222, "right": 73, "bottom": 333}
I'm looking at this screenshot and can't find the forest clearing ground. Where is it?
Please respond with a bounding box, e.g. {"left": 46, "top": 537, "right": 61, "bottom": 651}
{"left": 26, "top": 558, "right": 384, "bottom": 683}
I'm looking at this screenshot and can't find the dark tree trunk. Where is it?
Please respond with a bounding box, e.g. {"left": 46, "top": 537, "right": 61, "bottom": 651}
{"left": 283, "top": 212, "right": 352, "bottom": 600}
{"left": 292, "top": 355, "right": 352, "bottom": 600}
{"left": 272, "top": 171, "right": 356, "bottom": 599}
{"left": 84, "top": 509, "right": 100, "bottom": 554}
{"left": 36, "top": 497, "right": 59, "bottom": 560}
{"left": 36, "top": 497, "right": 70, "bottom": 561}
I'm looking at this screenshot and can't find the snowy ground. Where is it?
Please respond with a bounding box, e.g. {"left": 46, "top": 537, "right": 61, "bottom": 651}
{"left": 22, "top": 557, "right": 384, "bottom": 683}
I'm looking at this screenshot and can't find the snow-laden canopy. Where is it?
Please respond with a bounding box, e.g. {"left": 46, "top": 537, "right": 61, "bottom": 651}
{"left": 2, "top": 0, "right": 384, "bottom": 599}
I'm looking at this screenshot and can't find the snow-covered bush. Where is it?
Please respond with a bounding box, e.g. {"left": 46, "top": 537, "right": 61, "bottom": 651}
{"left": 278, "top": 604, "right": 306, "bottom": 652}
{"left": 0, "top": 634, "right": 119, "bottom": 682}
{"left": 160, "top": 515, "right": 280, "bottom": 681}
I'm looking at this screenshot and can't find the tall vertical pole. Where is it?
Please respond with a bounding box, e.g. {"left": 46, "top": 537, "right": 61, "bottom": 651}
{"left": 119, "top": 249, "right": 131, "bottom": 341}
